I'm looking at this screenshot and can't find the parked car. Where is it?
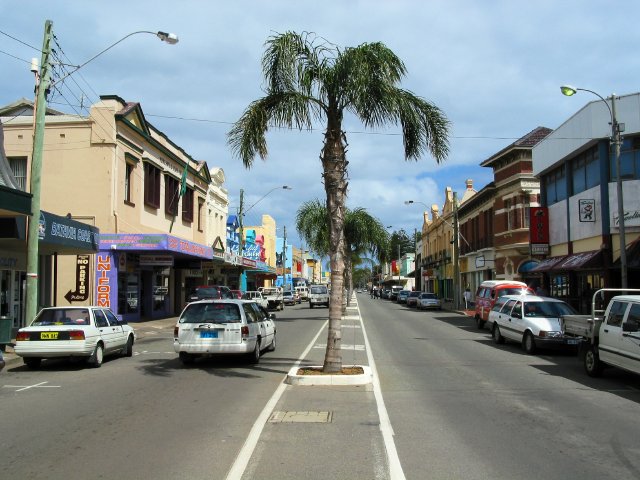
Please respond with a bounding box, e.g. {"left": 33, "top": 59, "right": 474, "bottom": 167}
{"left": 489, "top": 295, "right": 578, "bottom": 354}
{"left": 242, "top": 291, "right": 269, "bottom": 309}
{"left": 406, "top": 291, "right": 421, "bottom": 308}
{"left": 14, "top": 306, "right": 136, "bottom": 368}
{"left": 188, "top": 285, "right": 233, "bottom": 302}
{"left": 283, "top": 291, "right": 297, "bottom": 306}
{"left": 417, "top": 292, "right": 442, "bottom": 310}
{"left": 173, "top": 299, "right": 276, "bottom": 365}
{"left": 390, "top": 285, "right": 403, "bottom": 301}
{"left": 229, "top": 289, "right": 243, "bottom": 299}
{"left": 397, "top": 290, "right": 411, "bottom": 303}
{"left": 0, "top": 349, "right": 4, "bottom": 372}
{"left": 474, "top": 280, "right": 533, "bottom": 329}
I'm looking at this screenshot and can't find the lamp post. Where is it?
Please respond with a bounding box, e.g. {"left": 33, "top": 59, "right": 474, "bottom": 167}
{"left": 561, "top": 85, "right": 626, "bottom": 289}
{"left": 237, "top": 186, "right": 291, "bottom": 291}
{"left": 25, "top": 20, "right": 178, "bottom": 324}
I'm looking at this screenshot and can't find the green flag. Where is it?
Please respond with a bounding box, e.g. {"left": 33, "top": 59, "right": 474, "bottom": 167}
{"left": 179, "top": 163, "right": 188, "bottom": 197}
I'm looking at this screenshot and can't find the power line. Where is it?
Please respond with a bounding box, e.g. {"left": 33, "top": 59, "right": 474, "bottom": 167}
{"left": 0, "top": 29, "right": 41, "bottom": 52}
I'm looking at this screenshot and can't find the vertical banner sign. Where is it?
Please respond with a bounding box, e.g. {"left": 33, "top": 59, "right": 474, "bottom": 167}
{"left": 95, "top": 253, "right": 117, "bottom": 309}
{"left": 64, "top": 255, "right": 90, "bottom": 302}
{"left": 529, "top": 206, "right": 550, "bottom": 255}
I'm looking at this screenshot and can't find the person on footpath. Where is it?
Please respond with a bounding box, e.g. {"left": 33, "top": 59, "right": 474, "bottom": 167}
{"left": 463, "top": 287, "right": 472, "bottom": 309}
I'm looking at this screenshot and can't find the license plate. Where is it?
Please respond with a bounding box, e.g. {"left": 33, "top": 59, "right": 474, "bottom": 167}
{"left": 40, "top": 332, "right": 59, "bottom": 340}
{"left": 566, "top": 338, "right": 579, "bottom": 345}
{"left": 200, "top": 331, "right": 218, "bottom": 339}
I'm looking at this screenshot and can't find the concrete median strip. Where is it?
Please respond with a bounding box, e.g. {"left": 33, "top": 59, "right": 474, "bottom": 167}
{"left": 285, "top": 365, "right": 373, "bottom": 385}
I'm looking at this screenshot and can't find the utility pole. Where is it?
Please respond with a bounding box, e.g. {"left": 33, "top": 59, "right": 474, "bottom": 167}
{"left": 611, "top": 95, "right": 627, "bottom": 289}
{"left": 26, "top": 20, "right": 53, "bottom": 324}
{"left": 453, "top": 191, "right": 460, "bottom": 310}
{"left": 238, "top": 189, "right": 246, "bottom": 291}
{"left": 282, "top": 225, "right": 287, "bottom": 291}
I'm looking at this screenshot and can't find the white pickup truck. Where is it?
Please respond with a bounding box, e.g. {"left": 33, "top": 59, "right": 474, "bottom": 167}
{"left": 260, "top": 287, "right": 284, "bottom": 311}
{"left": 562, "top": 288, "right": 640, "bottom": 377}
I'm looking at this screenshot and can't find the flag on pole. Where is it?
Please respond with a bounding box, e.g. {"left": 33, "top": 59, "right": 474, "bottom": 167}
{"left": 170, "top": 163, "right": 188, "bottom": 233}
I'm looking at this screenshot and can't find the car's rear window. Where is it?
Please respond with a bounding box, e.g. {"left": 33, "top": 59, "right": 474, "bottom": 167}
{"left": 310, "top": 286, "right": 328, "bottom": 294}
{"left": 180, "top": 303, "right": 242, "bottom": 324}
{"left": 420, "top": 293, "right": 437, "bottom": 299}
{"left": 522, "top": 301, "right": 577, "bottom": 317}
{"left": 32, "top": 308, "right": 90, "bottom": 326}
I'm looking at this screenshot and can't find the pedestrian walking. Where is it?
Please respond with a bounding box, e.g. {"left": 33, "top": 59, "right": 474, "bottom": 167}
{"left": 463, "top": 287, "right": 472, "bottom": 309}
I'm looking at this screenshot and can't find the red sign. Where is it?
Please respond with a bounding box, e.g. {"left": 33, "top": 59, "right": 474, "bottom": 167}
{"left": 530, "top": 207, "right": 549, "bottom": 244}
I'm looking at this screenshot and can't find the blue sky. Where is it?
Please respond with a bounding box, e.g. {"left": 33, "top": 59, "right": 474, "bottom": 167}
{"left": 2, "top": 0, "right": 639, "bottom": 248}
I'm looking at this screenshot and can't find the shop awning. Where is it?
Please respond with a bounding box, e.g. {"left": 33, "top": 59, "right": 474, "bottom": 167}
{"left": 554, "top": 250, "right": 602, "bottom": 271}
{"left": 614, "top": 238, "right": 640, "bottom": 268}
{"left": 518, "top": 260, "right": 540, "bottom": 273}
{"left": 529, "top": 256, "right": 567, "bottom": 272}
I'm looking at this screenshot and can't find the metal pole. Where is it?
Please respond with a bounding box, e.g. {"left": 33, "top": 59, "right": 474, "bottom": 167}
{"left": 238, "top": 188, "right": 247, "bottom": 291}
{"left": 283, "top": 225, "right": 287, "bottom": 291}
{"left": 26, "top": 20, "right": 53, "bottom": 324}
{"left": 453, "top": 192, "right": 460, "bottom": 310}
{"left": 611, "top": 95, "right": 627, "bottom": 289}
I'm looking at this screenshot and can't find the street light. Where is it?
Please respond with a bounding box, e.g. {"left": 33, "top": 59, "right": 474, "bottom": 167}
{"left": 561, "top": 85, "right": 627, "bottom": 288}
{"left": 25, "top": 21, "right": 179, "bottom": 324}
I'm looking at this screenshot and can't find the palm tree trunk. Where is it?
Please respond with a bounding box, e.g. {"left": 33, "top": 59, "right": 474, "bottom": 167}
{"left": 322, "top": 109, "right": 347, "bottom": 373}
{"left": 344, "top": 254, "right": 353, "bottom": 307}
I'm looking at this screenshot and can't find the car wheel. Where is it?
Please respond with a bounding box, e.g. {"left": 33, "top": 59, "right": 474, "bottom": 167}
{"left": 268, "top": 333, "right": 276, "bottom": 352}
{"left": 123, "top": 335, "right": 134, "bottom": 357}
{"left": 24, "top": 357, "right": 42, "bottom": 369}
{"left": 584, "top": 345, "right": 603, "bottom": 377}
{"left": 476, "top": 316, "right": 485, "bottom": 330}
{"left": 90, "top": 343, "right": 104, "bottom": 368}
{"left": 492, "top": 324, "right": 505, "bottom": 344}
{"left": 179, "top": 352, "right": 196, "bottom": 365}
{"left": 310, "top": 303, "right": 314, "bottom": 309}
{"left": 248, "top": 339, "right": 261, "bottom": 364}
{"left": 523, "top": 331, "right": 536, "bottom": 354}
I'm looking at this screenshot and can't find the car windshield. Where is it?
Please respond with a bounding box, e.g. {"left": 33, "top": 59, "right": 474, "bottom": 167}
{"left": 522, "top": 301, "right": 577, "bottom": 317}
{"left": 192, "top": 287, "right": 222, "bottom": 299}
{"left": 310, "top": 286, "right": 327, "bottom": 294}
{"left": 409, "top": 292, "right": 420, "bottom": 297}
{"left": 180, "top": 303, "right": 242, "bottom": 324}
{"left": 32, "top": 308, "right": 90, "bottom": 326}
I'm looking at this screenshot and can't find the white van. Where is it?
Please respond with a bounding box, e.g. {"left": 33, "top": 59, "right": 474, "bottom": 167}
{"left": 295, "top": 286, "right": 309, "bottom": 301}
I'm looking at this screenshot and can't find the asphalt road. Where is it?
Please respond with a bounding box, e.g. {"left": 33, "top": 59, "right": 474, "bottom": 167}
{"left": 0, "top": 302, "right": 328, "bottom": 480}
{"left": 360, "top": 294, "right": 640, "bottom": 480}
{"left": 4, "top": 296, "right": 640, "bottom": 479}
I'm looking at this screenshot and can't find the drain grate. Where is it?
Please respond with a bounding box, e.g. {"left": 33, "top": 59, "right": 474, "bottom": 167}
{"left": 269, "top": 411, "right": 333, "bottom": 423}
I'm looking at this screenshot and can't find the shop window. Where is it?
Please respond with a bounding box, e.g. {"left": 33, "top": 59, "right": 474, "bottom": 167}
{"left": 611, "top": 136, "right": 640, "bottom": 181}
{"left": 545, "top": 165, "right": 567, "bottom": 205}
{"left": 118, "top": 272, "right": 139, "bottom": 314}
{"left": 8, "top": 156, "right": 27, "bottom": 191}
{"left": 165, "top": 175, "right": 179, "bottom": 215}
{"left": 182, "top": 188, "right": 194, "bottom": 223}
{"left": 124, "top": 163, "right": 134, "bottom": 205}
{"left": 144, "top": 162, "right": 161, "bottom": 208}
{"left": 571, "top": 147, "right": 599, "bottom": 195}
{"left": 550, "top": 274, "right": 569, "bottom": 298}
{"left": 198, "top": 198, "right": 204, "bottom": 232}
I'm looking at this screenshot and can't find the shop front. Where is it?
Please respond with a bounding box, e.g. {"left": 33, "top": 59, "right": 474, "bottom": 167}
{"left": 96, "top": 233, "right": 212, "bottom": 321}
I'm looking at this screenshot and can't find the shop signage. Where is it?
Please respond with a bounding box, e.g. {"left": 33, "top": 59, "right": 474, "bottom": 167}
{"left": 98, "top": 233, "right": 212, "bottom": 258}
{"left": 184, "top": 269, "right": 203, "bottom": 277}
{"left": 140, "top": 255, "right": 174, "bottom": 266}
{"left": 95, "top": 253, "right": 116, "bottom": 309}
{"left": 578, "top": 199, "right": 596, "bottom": 222}
{"left": 529, "top": 207, "right": 549, "bottom": 243}
{"left": 243, "top": 243, "right": 262, "bottom": 261}
{"left": 531, "top": 244, "right": 549, "bottom": 255}
{"left": 613, "top": 209, "right": 640, "bottom": 227}
{"left": 64, "top": 255, "right": 90, "bottom": 302}
{"left": 39, "top": 211, "right": 99, "bottom": 251}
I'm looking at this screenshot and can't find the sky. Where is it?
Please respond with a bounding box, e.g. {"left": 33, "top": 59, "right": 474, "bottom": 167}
{"left": 2, "top": 0, "right": 640, "bottom": 249}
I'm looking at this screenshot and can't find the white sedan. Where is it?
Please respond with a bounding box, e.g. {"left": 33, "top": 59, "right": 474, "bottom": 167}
{"left": 417, "top": 292, "right": 442, "bottom": 310}
{"left": 14, "top": 306, "right": 136, "bottom": 368}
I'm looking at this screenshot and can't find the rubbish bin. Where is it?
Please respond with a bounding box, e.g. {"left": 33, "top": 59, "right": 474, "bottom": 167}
{"left": 0, "top": 316, "right": 12, "bottom": 345}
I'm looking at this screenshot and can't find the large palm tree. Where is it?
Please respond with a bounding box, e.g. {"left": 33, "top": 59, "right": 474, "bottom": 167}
{"left": 297, "top": 200, "right": 390, "bottom": 307}
{"left": 228, "top": 31, "right": 450, "bottom": 372}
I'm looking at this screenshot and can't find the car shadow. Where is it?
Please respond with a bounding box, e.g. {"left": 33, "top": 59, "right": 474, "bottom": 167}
{"left": 6, "top": 355, "right": 122, "bottom": 372}
{"left": 136, "top": 353, "right": 313, "bottom": 378}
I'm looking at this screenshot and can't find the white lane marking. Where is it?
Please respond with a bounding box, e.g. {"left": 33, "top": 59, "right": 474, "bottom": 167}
{"left": 313, "top": 343, "right": 365, "bottom": 351}
{"left": 4, "top": 381, "right": 61, "bottom": 392}
{"left": 358, "top": 304, "right": 407, "bottom": 480}
{"left": 225, "top": 319, "right": 329, "bottom": 480}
